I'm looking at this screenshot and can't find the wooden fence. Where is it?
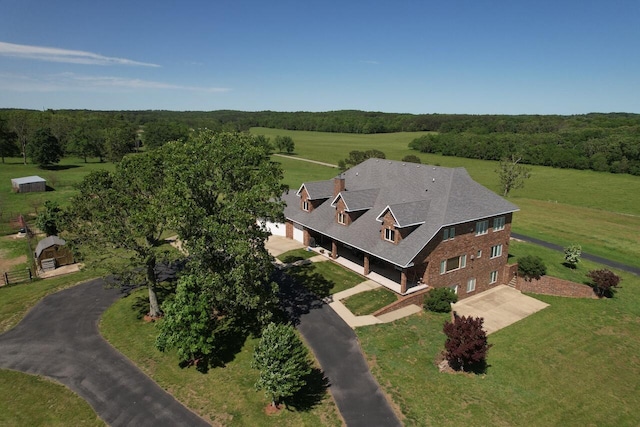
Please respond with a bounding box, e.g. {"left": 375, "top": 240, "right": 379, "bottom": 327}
{"left": 2, "top": 269, "right": 34, "bottom": 286}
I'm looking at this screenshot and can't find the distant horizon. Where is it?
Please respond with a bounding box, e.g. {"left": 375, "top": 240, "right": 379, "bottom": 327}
{"left": 2, "top": 107, "right": 638, "bottom": 117}
{"left": 1, "top": 1, "right": 638, "bottom": 114}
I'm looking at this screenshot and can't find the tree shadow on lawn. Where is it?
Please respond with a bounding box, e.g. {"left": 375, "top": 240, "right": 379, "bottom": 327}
{"left": 40, "top": 164, "right": 81, "bottom": 171}
{"left": 285, "top": 367, "right": 331, "bottom": 411}
{"left": 285, "top": 264, "right": 333, "bottom": 299}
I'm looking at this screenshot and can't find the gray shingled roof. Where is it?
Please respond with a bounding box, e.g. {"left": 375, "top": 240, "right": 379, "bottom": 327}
{"left": 296, "top": 180, "right": 334, "bottom": 200}
{"left": 378, "top": 199, "right": 431, "bottom": 227}
{"left": 283, "top": 158, "right": 518, "bottom": 268}
{"left": 35, "top": 235, "right": 66, "bottom": 258}
{"left": 332, "top": 188, "right": 379, "bottom": 212}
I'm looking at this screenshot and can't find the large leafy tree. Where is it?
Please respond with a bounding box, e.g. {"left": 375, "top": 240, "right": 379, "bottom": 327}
{"left": 274, "top": 135, "right": 295, "bottom": 154}
{"left": 252, "top": 322, "right": 311, "bottom": 408}
{"left": 27, "top": 128, "right": 64, "bottom": 167}
{"left": 143, "top": 121, "right": 190, "bottom": 150}
{"left": 7, "top": 110, "right": 33, "bottom": 165}
{"left": 496, "top": 154, "right": 531, "bottom": 196}
{"left": 67, "top": 125, "right": 105, "bottom": 163}
{"left": 0, "top": 118, "right": 18, "bottom": 163}
{"left": 103, "top": 125, "right": 136, "bottom": 162}
{"left": 36, "top": 200, "right": 64, "bottom": 236}
{"left": 156, "top": 131, "right": 286, "bottom": 368}
{"left": 66, "top": 151, "right": 174, "bottom": 317}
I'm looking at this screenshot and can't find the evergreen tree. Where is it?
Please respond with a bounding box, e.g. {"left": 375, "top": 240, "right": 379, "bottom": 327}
{"left": 252, "top": 322, "right": 311, "bottom": 407}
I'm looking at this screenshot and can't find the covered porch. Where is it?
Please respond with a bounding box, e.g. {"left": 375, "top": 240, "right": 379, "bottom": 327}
{"left": 308, "top": 232, "right": 428, "bottom": 295}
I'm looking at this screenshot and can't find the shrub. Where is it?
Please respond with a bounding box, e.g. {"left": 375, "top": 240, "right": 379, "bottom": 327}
{"left": 401, "top": 154, "right": 422, "bottom": 164}
{"left": 587, "top": 269, "right": 621, "bottom": 298}
{"left": 564, "top": 244, "right": 582, "bottom": 268}
{"left": 518, "top": 255, "right": 546, "bottom": 281}
{"left": 424, "top": 287, "right": 458, "bottom": 313}
{"left": 443, "top": 313, "right": 491, "bottom": 372}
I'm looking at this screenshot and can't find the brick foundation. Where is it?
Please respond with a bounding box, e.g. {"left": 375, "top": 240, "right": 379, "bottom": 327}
{"left": 373, "top": 288, "right": 431, "bottom": 316}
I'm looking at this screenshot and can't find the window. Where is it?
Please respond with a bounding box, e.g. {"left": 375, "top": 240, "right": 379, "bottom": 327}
{"left": 302, "top": 200, "right": 309, "bottom": 211}
{"left": 443, "top": 226, "right": 455, "bottom": 241}
{"left": 384, "top": 228, "right": 395, "bottom": 242}
{"left": 467, "top": 278, "right": 476, "bottom": 293}
{"left": 440, "top": 254, "right": 467, "bottom": 274}
{"left": 490, "top": 244, "right": 503, "bottom": 258}
{"left": 450, "top": 284, "right": 459, "bottom": 294}
{"left": 476, "top": 250, "right": 482, "bottom": 258}
{"left": 338, "top": 212, "right": 346, "bottom": 224}
{"left": 476, "top": 220, "right": 488, "bottom": 235}
{"left": 490, "top": 270, "right": 498, "bottom": 284}
{"left": 493, "top": 216, "right": 505, "bottom": 231}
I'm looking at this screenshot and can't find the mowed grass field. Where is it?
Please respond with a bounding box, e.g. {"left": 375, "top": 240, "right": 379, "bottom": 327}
{"left": 257, "top": 127, "right": 640, "bottom": 268}
{"left": 356, "top": 242, "right": 640, "bottom": 426}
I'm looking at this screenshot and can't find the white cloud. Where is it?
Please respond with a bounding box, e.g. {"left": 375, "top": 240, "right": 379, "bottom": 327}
{"left": 0, "top": 72, "right": 231, "bottom": 93}
{"left": 0, "top": 41, "right": 160, "bottom": 67}
{"left": 361, "top": 60, "right": 380, "bottom": 65}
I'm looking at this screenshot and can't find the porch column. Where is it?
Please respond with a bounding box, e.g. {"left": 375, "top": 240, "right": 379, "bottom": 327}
{"left": 331, "top": 241, "right": 338, "bottom": 259}
{"left": 303, "top": 229, "right": 310, "bottom": 247}
{"left": 400, "top": 270, "right": 407, "bottom": 294}
{"left": 363, "top": 254, "right": 370, "bottom": 275}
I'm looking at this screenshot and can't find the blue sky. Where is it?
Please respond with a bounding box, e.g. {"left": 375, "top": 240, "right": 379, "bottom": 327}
{"left": 1, "top": 0, "right": 638, "bottom": 114}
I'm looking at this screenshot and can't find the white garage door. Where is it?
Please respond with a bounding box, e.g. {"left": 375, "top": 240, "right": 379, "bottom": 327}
{"left": 293, "top": 223, "right": 305, "bottom": 243}
{"left": 264, "top": 221, "right": 287, "bottom": 237}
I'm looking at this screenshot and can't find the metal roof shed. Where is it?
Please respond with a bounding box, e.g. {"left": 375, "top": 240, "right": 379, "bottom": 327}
{"left": 11, "top": 176, "right": 46, "bottom": 193}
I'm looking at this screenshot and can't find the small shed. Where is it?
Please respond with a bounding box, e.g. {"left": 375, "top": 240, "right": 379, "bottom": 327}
{"left": 35, "top": 236, "right": 74, "bottom": 271}
{"left": 11, "top": 176, "right": 47, "bottom": 193}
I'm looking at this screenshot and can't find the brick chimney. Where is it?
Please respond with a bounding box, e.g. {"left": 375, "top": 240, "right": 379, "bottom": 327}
{"left": 334, "top": 175, "right": 345, "bottom": 197}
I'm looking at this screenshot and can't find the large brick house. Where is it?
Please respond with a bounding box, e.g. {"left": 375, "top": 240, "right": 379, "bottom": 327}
{"left": 273, "top": 158, "right": 519, "bottom": 299}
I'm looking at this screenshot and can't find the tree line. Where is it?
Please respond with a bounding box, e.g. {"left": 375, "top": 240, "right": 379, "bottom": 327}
{"left": 1, "top": 108, "right": 638, "bottom": 175}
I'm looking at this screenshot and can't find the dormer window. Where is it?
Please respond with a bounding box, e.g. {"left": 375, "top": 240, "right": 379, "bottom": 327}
{"left": 302, "top": 200, "right": 309, "bottom": 211}
{"left": 384, "top": 228, "right": 395, "bottom": 242}
{"left": 338, "top": 212, "right": 346, "bottom": 225}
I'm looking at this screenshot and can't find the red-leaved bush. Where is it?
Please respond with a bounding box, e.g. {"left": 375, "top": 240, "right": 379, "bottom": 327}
{"left": 443, "top": 313, "right": 491, "bottom": 372}
{"left": 587, "top": 269, "right": 621, "bottom": 298}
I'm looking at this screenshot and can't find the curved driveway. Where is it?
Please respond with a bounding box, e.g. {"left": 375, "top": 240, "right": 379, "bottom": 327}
{"left": 0, "top": 279, "right": 209, "bottom": 427}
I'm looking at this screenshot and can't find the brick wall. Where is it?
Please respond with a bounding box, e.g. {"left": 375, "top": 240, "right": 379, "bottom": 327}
{"left": 415, "top": 213, "right": 513, "bottom": 300}
{"left": 516, "top": 275, "right": 597, "bottom": 299}
{"left": 381, "top": 211, "right": 399, "bottom": 244}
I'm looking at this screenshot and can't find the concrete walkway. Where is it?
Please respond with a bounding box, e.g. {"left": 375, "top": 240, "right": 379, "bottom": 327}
{"left": 452, "top": 285, "right": 549, "bottom": 334}
{"left": 0, "top": 280, "right": 210, "bottom": 427}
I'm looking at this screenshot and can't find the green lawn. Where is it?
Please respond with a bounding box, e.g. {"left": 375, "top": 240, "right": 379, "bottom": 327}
{"left": 0, "top": 157, "right": 114, "bottom": 235}
{"left": 286, "top": 260, "right": 364, "bottom": 297}
{"left": 0, "top": 370, "right": 104, "bottom": 426}
{"left": 99, "top": 288, "right": 342, "bottom": 427}
{"left": 341, "top": 287, "right": 398, "bottom": 316}
{"left": 355, "top": 243, "right": 640, "bottom": 426}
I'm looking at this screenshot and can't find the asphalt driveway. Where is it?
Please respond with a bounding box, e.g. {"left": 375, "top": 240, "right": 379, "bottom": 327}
{"left": 0, "top": 279, "right": 209, "bottom": 427}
